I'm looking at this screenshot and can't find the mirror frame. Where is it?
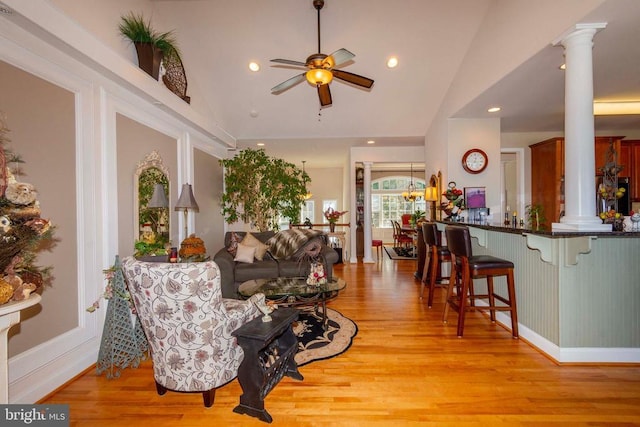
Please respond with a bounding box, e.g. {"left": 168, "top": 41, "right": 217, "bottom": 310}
{"left": 134, "top": 150, "right": 170, "bottom": 243}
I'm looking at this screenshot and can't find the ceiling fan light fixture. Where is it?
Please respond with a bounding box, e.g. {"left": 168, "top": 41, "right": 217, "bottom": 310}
{"left": 306, "top": 68, "right": 333, "bottom": 86}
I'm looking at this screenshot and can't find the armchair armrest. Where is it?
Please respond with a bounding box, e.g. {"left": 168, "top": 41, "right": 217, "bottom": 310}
{"left": 213, "top": 248, "right": 236, "bottom": 298}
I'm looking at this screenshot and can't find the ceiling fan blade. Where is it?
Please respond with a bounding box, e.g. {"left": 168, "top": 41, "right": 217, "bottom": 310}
{"left": 325, "top": 48, "right": 355, "bottom": 68}
{"left": 318, "top": 83, "right": 332, "bottom": 106}
{"left": 271, "top": 58, "right": 308, "bottom": 67}
{"left": 332, "top": 69, "right": 374, "bottom": 89}
{"left": 271, "top": 73, "right": 306, "bottom": 93}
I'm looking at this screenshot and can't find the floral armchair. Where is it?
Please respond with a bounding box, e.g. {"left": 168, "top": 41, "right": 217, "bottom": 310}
{"left": 121, "top": 257, "right": 262, "bottom": 407}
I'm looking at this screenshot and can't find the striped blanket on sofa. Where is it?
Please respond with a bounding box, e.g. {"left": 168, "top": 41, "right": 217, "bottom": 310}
{"left": 266, "top": 229, "right": 326, "bottom": 260}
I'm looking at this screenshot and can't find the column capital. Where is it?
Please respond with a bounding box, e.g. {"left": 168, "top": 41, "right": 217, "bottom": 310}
{"left": 552, "top": 22, "right": 607, "bottom": 46}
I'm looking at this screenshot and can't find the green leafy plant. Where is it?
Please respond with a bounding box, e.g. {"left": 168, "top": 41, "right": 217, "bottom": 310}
{"left": 220, "top": 149, "right": 310, "bottom": 231}
{"left": 411, "top": 209, "right": 425, "bottom": 225}
{"left": 526, "top": 203, "right": 546, "bottom": 230}
{"left": 133, "top": 240, "right": 168, "bottom": 258}
{"left": 118, "top": 12, "right": 179, "bottom": 59}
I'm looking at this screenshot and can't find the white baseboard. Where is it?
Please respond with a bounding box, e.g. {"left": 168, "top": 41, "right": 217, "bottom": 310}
{"left": 9, "top": 331, "right": 100, "bottom": 403}
{"left": 483, "top": 304, "right": 640, "bottom": 363}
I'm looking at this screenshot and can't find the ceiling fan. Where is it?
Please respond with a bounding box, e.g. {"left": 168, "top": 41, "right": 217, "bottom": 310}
{"left": 270, "top": 0, "right": 374, "bottom": 107}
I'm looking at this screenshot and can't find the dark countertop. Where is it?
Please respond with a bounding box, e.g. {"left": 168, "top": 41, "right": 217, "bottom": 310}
{"left": 436, "top": 220, "right": 640, "bottom": 238}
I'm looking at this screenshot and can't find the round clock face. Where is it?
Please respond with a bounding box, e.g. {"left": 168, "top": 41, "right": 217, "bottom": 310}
{"left": 462, "top": 149, "right": 488, "bottom": 174}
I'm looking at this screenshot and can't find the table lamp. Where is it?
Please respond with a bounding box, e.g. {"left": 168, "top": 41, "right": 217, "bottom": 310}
{"left": 424, "top": 186, "right": 439, "bottom": 221}
{"left": 148, "top": 183, "right": 169, "bottom": 238}
{"left": 175, "top": 183, "right": 199, "bottom": 239}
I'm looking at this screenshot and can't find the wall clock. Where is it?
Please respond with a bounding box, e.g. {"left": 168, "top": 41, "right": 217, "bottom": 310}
{"left": 462, "top": 149, "right": 488, "bottom": 174}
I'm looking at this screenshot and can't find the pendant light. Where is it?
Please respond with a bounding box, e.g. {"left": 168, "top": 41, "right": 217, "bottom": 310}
{"left": 402, "top": 163, "right": 422, "bottom": 202}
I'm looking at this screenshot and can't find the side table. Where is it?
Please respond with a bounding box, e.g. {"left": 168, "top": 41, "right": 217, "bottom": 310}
{"left": 232, "top": 307, "right": 303, "bottom": 423}
{"left": 0, "top": 294, "right": 41, "bottom": 403}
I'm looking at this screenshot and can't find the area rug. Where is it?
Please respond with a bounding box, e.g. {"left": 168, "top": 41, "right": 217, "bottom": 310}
{"left": 293, "top": 307, "right": 358, "bottom": 366}
{"left": 384, "top": 245, "right": 417, "bottom": 260}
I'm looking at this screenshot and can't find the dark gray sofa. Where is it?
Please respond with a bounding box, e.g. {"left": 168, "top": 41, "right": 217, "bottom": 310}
{"left": 213, "top": 230, "right": 339, "bottom": 299}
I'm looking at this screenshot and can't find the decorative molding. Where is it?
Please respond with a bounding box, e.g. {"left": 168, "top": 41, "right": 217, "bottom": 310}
{"left": 467, "top": 226, "right": 487, "bottom": 247}
{"left": 524, "top": 233, "right": 594, "bottom": 266}
{"left": 524, "top": 233, "right": 556, "bottom": 264}
{"left": 563, "top": 236, "right": 594, "bottom": 266}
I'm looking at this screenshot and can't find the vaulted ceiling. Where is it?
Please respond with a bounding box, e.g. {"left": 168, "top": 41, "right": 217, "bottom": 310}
{"left": 46, "top": 0, "right": 640, "bottom": 166}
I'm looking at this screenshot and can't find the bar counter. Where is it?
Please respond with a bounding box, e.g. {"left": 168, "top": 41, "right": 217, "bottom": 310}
{"left": 435, "top": 220, "right": 640, "bottom": 363}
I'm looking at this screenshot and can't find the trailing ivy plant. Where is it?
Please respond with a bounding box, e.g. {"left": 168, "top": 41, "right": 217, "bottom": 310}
{"left": 220, "top": 149, "right": 310, "bottom": 231}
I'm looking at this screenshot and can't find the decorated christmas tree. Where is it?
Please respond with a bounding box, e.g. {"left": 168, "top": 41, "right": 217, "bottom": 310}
{"left": 0, "top": 113, "right": 55, "bottom": 305}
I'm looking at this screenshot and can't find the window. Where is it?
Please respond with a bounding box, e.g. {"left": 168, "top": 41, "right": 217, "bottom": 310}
{"left": 301, "top": 200, "right": 314, "bottom": 223}
{"left": 371, "top": 176, "right": 426, "bottom": 228}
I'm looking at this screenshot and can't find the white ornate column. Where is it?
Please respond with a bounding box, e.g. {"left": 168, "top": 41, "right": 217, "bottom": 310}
{"left": 0, "top": 294, "right": 41, "bottom": 403}
{"left": 553, "top": 23, "right": 609, "bottom": 232}
{"left": 362, "top": 162, "right": 374, "bottom": 263}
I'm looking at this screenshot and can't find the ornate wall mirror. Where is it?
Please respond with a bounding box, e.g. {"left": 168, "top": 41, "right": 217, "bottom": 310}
{"left": 134, "top": 151, "right": 170, "bottom": 253}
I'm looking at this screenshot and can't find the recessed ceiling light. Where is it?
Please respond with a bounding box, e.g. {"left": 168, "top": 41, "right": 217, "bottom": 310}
{"left": 257, "top": 142, "right": 265, "bottom": 146}
{"left": 487, "top": 107, "right": 501, "bottom": 113}
{"left": 386, "top": 57, "right": 398, "bottom": 68}
{"left": 367, "top": 140, "right": 375, "bottom": 144}
{"left": 249, "top": 62, "right": 260, "bottom": 72}
{"left": 559, "top": 63, "right": 566, "bottom": 70}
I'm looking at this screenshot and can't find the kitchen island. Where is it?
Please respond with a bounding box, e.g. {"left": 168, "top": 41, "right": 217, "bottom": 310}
{"left": 436, "top": 220, "right": 640, "bottom": 363}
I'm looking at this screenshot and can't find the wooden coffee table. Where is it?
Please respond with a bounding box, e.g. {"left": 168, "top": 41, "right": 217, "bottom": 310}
{"left": 238, "top": 277, "right": 346, "bottom": 329}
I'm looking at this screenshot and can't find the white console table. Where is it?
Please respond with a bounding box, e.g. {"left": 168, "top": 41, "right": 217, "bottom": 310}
{"left": 0, "top": 294, "right": 41, "bottom": 403}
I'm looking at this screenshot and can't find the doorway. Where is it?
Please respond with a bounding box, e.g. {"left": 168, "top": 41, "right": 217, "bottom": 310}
{"left": 500, "top": 148, "right": 525, "bottom": 221}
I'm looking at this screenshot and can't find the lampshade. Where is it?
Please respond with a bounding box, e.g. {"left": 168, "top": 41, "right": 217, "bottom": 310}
{"left": 306, "top": 68, "right": 333, "bottom": 86}
{"left": 147, "top": 183, "right": 169, "bottom": 208}
{"left": 175, "top": 183, "right": 199, "bottom": 212}
{"left": 424, "top": 186, "right": 439, "bottom": 202}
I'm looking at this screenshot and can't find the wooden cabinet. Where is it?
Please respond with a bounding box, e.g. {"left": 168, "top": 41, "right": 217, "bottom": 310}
{"left": 618, "top": 141, "right": 631, "bottom": 178}
{"left": 530, "top": 138, "right": 564, "bottom": 227}
{"left": 595, "top": 136, "right": 624, "bottom": 175}
{"left": 530, "top": 136, "right": 634, "bottom": 226}
{"left": 623, "top": 140, "right": 640, "bottom": 202}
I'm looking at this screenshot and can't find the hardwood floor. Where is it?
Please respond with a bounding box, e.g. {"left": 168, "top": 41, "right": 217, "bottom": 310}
{"left": 40, "top": 257, "right": 640, "bottom": 426}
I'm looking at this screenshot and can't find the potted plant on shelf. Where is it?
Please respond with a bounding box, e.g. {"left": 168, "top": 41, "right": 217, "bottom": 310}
{"left": 220, "top": 149, "right": 310, "bottom": 231}
{"left": 119, "top": 12, "right": 179, "bottom": 80}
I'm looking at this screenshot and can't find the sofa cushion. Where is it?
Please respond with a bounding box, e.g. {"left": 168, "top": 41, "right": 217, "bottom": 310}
{"left": 277, "top": 258, "right": 310, "bottom": 278}
{"left": 227, "top": 231, "right": 241, "bottom": 257}
{"left": 240, "top": 232, "right": 269, "bottom": 260}
{"left": 224, "top": 231, "right": 275, "bottom": 247}
{"left": 266, "top": 229, "right": 326, "bottom": 260}
{"left": 234, "top": 259, "right": 279, "bottom": 282}
{"left": 234, "top": 243, "right": 256, "bottom": 263}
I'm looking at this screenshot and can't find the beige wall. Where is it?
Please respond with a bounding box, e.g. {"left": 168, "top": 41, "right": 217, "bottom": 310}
{"left": 193, "top": 147, "right": 224, "bottom": 255}
{"left": 0, "top": 60, "right": 78, "bottom": 356}
{"left": 305, "top": 166, "right": 344, "bottom": 223}
{"left": 116, "top": 114, "right": 178, "bottom": 255}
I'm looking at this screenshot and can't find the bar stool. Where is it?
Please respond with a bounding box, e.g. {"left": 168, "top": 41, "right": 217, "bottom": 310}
{"left": 420, "top": 223, "right": 451, "bottom": 308}
{"left": 443, "top": 225, "right": 519, "bottom": 338}
{"left": 372, "top": 239, "right": 383, "bottom": 260}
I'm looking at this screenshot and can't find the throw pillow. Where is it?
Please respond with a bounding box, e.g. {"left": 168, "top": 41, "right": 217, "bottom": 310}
{"left": 241, "top": 232, "right": 269, "bottom": 261}
{"left": 227, "top": 232, "right": 240, "bottom": 257}
{"left": 234, "top": 243, "right": 256, "bottom": 263}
